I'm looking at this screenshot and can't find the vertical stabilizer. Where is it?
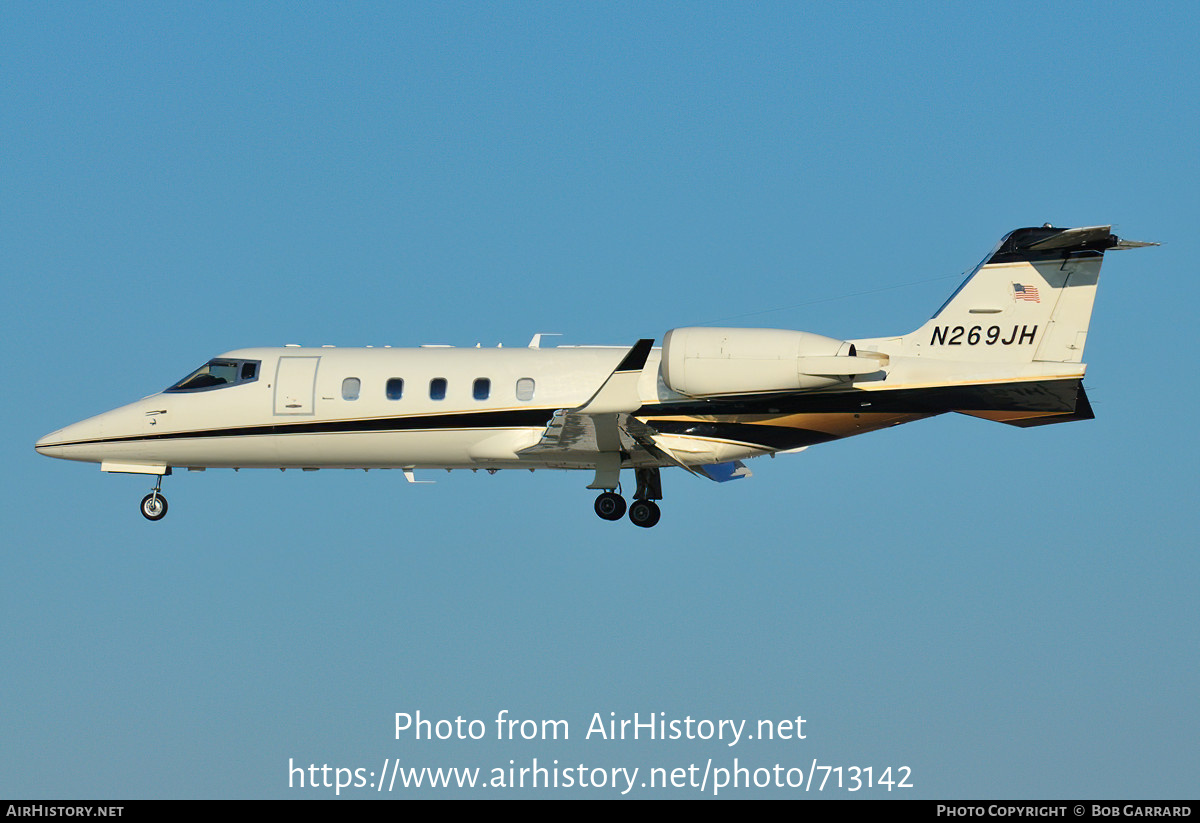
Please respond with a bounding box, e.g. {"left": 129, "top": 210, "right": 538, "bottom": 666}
{"left": 903, "top": 225, "right": 1148, "bottom": 363}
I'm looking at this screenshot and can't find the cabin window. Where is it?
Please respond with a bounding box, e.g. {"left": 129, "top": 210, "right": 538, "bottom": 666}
{"left": 386, "top": 378, "right": 404, "bottom": 400}
{"left": 430, "top": 378, "right": 447, "bottom": 400}
{"left": 516, "top": 378, "right": 535, "bottom": 401}
{"left": 341, "top": 377, "right": 361, "bottom": 401}
{"left": 473, "top": 378, "right": 490, "bottom": 401}
{"left": 165, "top": 359, "right": 261, "bottom": 393}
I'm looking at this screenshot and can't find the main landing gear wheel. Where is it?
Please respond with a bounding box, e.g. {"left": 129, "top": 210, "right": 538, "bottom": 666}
{"left": 594, "top": 492, "right": 626, "bottom": 521}
{"left": 628, "top": 499, "right": 661, "bottom": 528}
{"left": 140, "top": 493, "right": 168, "bottom": 521}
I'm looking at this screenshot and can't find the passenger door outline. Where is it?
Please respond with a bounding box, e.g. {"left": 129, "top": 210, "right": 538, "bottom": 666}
{"left": 274, "top": 356, "right": 320, "bottom": 415}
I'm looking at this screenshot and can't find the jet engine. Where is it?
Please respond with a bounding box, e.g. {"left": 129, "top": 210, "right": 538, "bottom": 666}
{"left": 660, "top": 327, "right": 885, "bottom": 397}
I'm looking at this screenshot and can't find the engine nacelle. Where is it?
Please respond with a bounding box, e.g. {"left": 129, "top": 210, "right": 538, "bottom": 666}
{"left": 660, "top": 327, "right": 884, "bottom": 397}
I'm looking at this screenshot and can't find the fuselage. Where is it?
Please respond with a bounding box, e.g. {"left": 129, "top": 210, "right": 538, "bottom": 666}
{"left": 34, "top": 339, "right": 1088, "bottom": 474}
{"left": 34, "top": 344, "right": 776, "bottom": 472}
{"left": 33, "top": 224, "right": 1145, "bottom": 525}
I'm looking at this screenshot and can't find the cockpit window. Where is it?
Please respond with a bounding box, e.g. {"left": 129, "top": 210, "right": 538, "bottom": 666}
{"left": 165, "top": 359, "right": 261, "bottom": 393}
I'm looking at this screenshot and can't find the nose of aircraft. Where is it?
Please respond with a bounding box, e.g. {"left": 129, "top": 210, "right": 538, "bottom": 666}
{"left": 36, "top": 428, "right": 71, "bottom": 457}
{"left": 35, "top": 414, "right": 106, "bottom": 460}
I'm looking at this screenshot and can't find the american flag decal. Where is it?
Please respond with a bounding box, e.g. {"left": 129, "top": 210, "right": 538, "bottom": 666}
{"left": 1012, "top": 283, "right": 1041, "bottom": 302}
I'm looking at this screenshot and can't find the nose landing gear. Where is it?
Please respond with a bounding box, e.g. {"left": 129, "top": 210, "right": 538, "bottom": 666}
{"left": 140, "top": 476, "right": 168, "bottom": 521}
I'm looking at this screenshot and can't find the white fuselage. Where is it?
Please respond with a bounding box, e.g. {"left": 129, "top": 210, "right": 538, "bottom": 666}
{"left": 35, "top": 345, "right": 765, "bottom": 472}
{"left": 33, "top": 224, "right": 1145, "bottom": 525}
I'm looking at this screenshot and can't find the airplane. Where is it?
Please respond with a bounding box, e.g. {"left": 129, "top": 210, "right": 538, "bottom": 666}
{"left": 36, "top": 224, "right": 1154, "bottom": 527}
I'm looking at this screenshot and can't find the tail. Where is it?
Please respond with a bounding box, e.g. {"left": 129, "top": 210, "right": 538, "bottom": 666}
{"left": 905, "top": 225, "right": 1154, "bottom": 363}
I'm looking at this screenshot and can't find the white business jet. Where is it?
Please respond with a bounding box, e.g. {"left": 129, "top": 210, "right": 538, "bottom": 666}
{"left": 36, "top": 225, "right": 1153, "bottom": 526}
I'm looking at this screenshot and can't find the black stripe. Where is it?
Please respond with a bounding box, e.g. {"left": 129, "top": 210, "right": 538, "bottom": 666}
{"left": 49, "top": 378, "right": 1086, "bottom": 449}
{"left": 639, "top": 378, "right": 1084, "bottom": 417}
{"left": 648, "top": 420, "right": 842, "bottom": 451}
{"left": 54, "top": 408, "right": 558, "bottom": 447}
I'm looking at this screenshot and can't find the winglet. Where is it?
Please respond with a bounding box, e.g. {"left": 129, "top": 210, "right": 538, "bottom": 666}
{"left": 574, "top": 339, "right": 654, "bottom": 415}
{"left": 698, "top": 461, "right": 753, "bottom": 482}
{"left": 613, "top": 338, "right": 655, "bottom": 373}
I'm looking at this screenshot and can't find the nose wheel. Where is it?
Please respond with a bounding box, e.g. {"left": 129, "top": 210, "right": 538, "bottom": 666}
{"left": 140, "top": 475, "right": 168, "bottom": 521}
{"left": 140, "top": 493, "right": 168, "bottom": 521}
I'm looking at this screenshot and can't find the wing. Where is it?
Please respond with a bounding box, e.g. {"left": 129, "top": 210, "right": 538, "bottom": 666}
{"left": 517, "top": 339, "right": 752, "bottom": 486}
{"left": 516, "top": 340, "right": 658, "bottom": 472}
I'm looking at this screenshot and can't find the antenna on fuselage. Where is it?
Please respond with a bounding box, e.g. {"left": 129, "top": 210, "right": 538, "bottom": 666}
{"left": 528, "top": 333, "right": 562, "bottom": 349}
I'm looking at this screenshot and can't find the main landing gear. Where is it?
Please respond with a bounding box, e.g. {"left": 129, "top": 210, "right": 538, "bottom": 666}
{"left": 627, "top": 499, "right": 661, "bottom": 528}
{"left": 592, "top": 468, "right": 662, "bottom": 528}
{"left": 594, "top": 491, "right": 626, "bottom": 521}
{"left": 140, "top": 475, "right": 168, "bottom": 521}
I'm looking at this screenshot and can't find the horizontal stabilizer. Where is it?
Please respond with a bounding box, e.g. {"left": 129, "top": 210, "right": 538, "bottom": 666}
{"left": 1026, "top": 225, "right": 1114, "bottom": 251}
{"left": 1023, "top": 225, "right": 1158, "bottom": 253}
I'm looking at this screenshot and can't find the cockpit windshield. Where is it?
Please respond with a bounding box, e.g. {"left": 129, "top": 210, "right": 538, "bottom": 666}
{"left": 165, "top": 359, "right": 259, "bottom": 393}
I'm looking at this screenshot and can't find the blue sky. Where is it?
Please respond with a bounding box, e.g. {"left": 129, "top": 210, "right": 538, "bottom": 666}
{"left": 3, "top": 2, "right": 1197, "bottom": 798}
